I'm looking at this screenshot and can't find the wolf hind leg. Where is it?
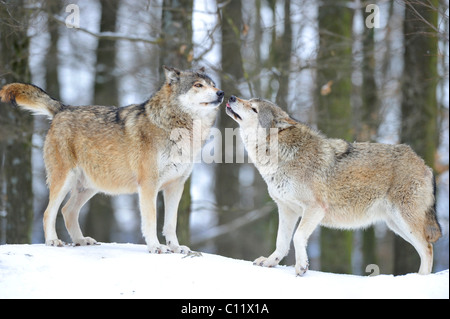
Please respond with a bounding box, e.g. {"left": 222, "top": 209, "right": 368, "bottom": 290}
{"left": 61, "top": 182, "right": 98, "bottom": 246}
{"left": 386, "top": 215, "right": 433, "bottom": 275}
{"left": 44, "top": 169, "right": 75, "bottom": 247}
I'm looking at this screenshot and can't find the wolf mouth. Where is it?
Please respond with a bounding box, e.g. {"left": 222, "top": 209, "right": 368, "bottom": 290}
{"left": 226, "top": 103, "right": 242, "bottom": 120}
{"left": 201, "top": 90, "right": 225, "bottom": 107}
{"left": 201, "top": 97, "right": 224, "bottom": 106}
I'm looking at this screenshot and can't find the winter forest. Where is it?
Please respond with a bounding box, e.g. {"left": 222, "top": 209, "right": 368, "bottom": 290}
{"left": 0, "top": 0, "right": 448, "bottom": 276}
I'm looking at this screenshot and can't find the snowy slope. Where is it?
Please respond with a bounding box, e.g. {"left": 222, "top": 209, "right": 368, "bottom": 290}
{"left": 0, "top": 243, "right": 448, "bottom": 299}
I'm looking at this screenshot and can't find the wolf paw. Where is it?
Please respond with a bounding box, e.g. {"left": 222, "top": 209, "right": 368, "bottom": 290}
{"left": 148, "top": 244, "right": 172, "bottom": 254}
{"left": 295, "top": 261, "right": 309, "bottom": 276}
{"left": 46, "top": 239, "right": 65, "bottom": 247}
{"left": 169, "top": 244, "right": 191, "bottom": 254}
{"left": 253, "top": 255, "right": 281, "bottom": 268}
{"left": 167, "top": 241, "right": 191, "bottom": 255}
{"left": 73, "top": 237, "right": 98, "bottom": 246}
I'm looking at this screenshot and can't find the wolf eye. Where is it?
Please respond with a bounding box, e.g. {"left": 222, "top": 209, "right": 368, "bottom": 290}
{"left": 194, "top": 83, "right": 203, "bottom": 88}
{"left": 251, "top": 108, "right": 258, "bottom": 113}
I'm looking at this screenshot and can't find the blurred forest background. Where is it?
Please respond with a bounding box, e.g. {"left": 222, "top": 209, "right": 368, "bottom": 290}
{"left": 0, "top": 0, "right": 448, "bottom": 275}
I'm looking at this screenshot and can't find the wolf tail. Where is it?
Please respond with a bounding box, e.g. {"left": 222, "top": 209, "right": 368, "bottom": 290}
{"left": 425, "top": 174, "right": 442, "bottom": 243}
{"left": 0, "top": 83, "right": 63, "bottom": 119}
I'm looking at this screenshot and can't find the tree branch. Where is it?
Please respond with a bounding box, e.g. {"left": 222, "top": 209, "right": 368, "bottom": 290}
{"left": 399, "top": 0, "right": 449, "bottom": 41}
{"left": 190, "top": 203, "right": 276, "bottom": 246}
{"left": 50, "top": 14, "right": 162, "bottom": 45}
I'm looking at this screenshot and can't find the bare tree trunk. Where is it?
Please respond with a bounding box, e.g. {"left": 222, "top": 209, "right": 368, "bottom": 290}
{"left": 274, "top": 0, "right": 292, "bottom": 111}
{"left": 359, "top": 5, "right": 381, "bottom": 273}
{"left": 44, "top": 0, "right": 61, "bottom": 100}
{"left": 215, "top": 0, "right": 246, "bottom": 258}
{"left": 84, "top": 0, "right": 119, "bottom": 243}
{"left": 396, "top": 0, "right": 439, "bottom": 275}
{"left": 160, "top": 0, "right": 194, "bottom": 71}
{"left": 0, "top": 0, "right": 33, "bottom": 244}
{"left": 316, "top": 0, "right": 354, "bottom": 274}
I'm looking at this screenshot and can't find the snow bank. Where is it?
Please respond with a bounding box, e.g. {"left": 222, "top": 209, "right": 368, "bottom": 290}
{"left": 0, "top": 243, "right": 448, "bottom": 299}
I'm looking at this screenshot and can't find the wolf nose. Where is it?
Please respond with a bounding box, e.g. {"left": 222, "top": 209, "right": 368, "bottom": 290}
{"left": 217, "top": 90, "right": 224, "bottom": 99}
{"left": 229, "top": 95, "right": 236, "bottom": 103}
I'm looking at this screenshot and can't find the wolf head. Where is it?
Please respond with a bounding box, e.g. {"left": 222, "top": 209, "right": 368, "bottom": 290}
{"left": 226, "top": 95, "right": 295, "bottom": 131}
{"left": 164, "top": 66, "right": 224, "bottom": 115}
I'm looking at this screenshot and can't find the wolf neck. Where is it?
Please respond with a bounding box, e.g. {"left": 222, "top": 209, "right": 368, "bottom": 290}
{"left": 145, "top": 85, "right": 194, "bottom": 131}
{"left": 239, "top": 125, "right": 277, "bottom": 173}
{"left": 240, "top": 121, "right": 328, "bottom": 173}
{"left": 145, "top": 84, "right": 217, "bottom": 145}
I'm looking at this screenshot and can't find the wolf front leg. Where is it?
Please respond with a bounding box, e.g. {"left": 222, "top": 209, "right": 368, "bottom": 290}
{"left": 293, "top": 204, "right": 325, "bottom": 276}
{"left": 138, "top": 182, "right": 171, "bottom": 254}
{"left": 254, "top": 202, "right": 301, "bottom": 268}
{"left": 163, "top": 178, "right": 191, "bottom": 254}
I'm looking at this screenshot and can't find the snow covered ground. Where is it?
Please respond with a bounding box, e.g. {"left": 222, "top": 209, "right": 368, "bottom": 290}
{"left": 0, "top": 243, "right": 448, "bottom": 299}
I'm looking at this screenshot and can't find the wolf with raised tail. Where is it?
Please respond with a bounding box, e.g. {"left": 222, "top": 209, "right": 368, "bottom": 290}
{"left": 0, "top": 66, "right": 224, "bottom": 254}
{"left": 226, "top": 95, "right": 441, "bottom": 276}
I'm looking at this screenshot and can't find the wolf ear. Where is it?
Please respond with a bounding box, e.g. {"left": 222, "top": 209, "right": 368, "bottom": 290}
{"left": 258, "top": 106, "right": 274, "bottom": 129}
{"left": 163, "top": 66, "right": 181, "bottom": 84}
{"left": 275, "top": 118, "right": 295, "bottom": 130}
{"left": 198, "top": 66, "right": 206, "bottom": 73}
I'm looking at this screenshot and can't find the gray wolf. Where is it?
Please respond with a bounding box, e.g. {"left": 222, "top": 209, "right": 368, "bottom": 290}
{"left": 0, "top": 66, "right": 224, "bottom": 254}
{"left": 226, "top": 95, "right": 441, "bottom": 275}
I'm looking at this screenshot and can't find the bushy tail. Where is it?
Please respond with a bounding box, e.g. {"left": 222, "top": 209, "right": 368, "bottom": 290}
{"left": 425, "top": 174, "right": 442, "bottom": 243}
{"left": 0, "top": 83, "right": 63, "bottom": 119}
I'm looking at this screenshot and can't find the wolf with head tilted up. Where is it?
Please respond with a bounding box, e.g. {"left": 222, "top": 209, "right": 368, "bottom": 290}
{"left": 226, "top": 96, "right": 441, "bottom": 276}
{"left": 0, "top": 66, "right": 224, "bottom": 254}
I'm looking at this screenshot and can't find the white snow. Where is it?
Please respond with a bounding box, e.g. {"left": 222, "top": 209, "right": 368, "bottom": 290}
{"left": 0, "top": 243, "right": 448, "bottom": 299}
